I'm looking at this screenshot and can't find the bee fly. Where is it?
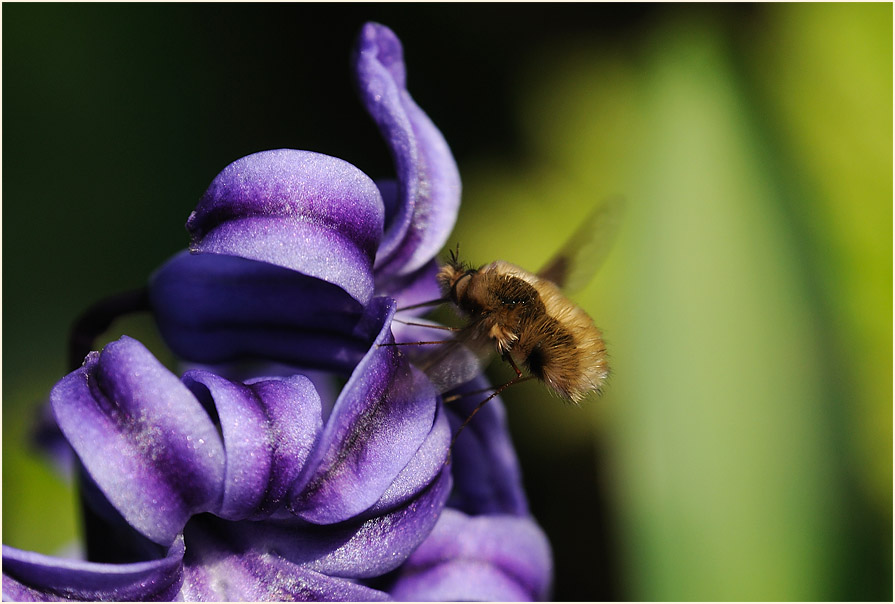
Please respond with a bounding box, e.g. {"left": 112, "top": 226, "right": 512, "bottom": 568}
{"left": 391, "top": 197, "right": 624, "bottom": 446}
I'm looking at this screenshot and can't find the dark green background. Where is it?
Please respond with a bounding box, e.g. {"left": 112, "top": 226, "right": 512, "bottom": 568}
{"left": 4, "top": 4, "right": 892, "bottom": 601}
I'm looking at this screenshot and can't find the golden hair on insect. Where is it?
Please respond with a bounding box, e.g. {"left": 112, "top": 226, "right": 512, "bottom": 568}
{"left": 392, "top": 197, "right": 623, "bottom": 448}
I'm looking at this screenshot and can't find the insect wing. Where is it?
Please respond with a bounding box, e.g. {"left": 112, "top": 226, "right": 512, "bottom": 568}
{"left": 418, "top": 338, "right": 489, "bottom": 394}
{"left": 393, "top": 318, "right": 495, "bottom": 394}
{"left": 536, "top": 196, "right": 625, "bottom": 293}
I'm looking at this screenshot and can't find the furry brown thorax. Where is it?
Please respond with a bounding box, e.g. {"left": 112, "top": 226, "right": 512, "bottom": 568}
{"left": 436, "top": 256, "right": 608, "bottom": 403}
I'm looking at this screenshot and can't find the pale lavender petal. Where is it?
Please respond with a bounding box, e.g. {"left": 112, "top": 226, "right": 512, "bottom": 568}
{"left": 187, "top": 149, "right": 384, "bottom": 304}
{"left": 51, "top": 336, "right": 226, "bottom": 545}
{"left": 289, "top": 297, "right": 441, "bottom": 524}
{"left": 233, "top": 466, "right": 451, "bottom": 579}
{"left": 355, "top": 23, "right": 461, "bottom": 277}
{"left": 78, "top": 467, "right": 171, "bottom": 564}
{"left": 447, "top": 377, "right": 530, "bottom": 516}
{"left": 178, "top": 520, "right": 391, "bottom": 602}
{"left": 363, "top": 398, "right": 450, "bottom": 516}
{"left": 1, "top": 538, "right": 184, "bottom": 601}
{"left": 150, "top": 251, "right": 375, "bottom": 372}
{"left": 182, "top": 371, "right": 323, "bottom": 520}
{"left": 387, "top": 509, "right": 553, "bottom": 601}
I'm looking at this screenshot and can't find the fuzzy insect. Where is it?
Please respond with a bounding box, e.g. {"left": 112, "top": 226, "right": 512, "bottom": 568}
{"left": 394, "top": 197, "right": 624, "bottom": 444}
{"left": 435, "top": 254, "right": 609, "bottom": 403}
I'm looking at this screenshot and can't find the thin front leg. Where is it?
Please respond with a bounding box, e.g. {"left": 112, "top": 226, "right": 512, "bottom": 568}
{"left": 397, "top": 297, "right": 449, "bottom": 312}
{"left": 392, "top": 319, "right": 462, "bottom": 332}
{"left": 378, "top": 340, "right": 453, "bottom": 347}
{"left": 446, "top": 374, "right": 534, "bottom": 464}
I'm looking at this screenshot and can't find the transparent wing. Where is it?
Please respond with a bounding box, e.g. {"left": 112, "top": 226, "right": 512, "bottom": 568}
{"left": 536, "top": 196, "right": 625, "bottom": 294}
{"left": 393, "top": 317, "right": 496, "bottom": 394}
{"left": 417, "top": 337, "right": 493, "bottom": 394}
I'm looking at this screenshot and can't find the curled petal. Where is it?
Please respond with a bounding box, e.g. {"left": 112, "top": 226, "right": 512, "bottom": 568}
{"left": 290, "top": 297, "right": 442, "bottom": 523}
{"left": 1, "top": 538, "right": 184, "bottom": 602}
{"left": 355, "top": 23, "right": 461, "bottom": 276}
{"left": 364, "top": 398, "right": 450, "bottom": 516}
{"left": 447, "top": 377, "right": 530, "bottom": 516}
{"left": 386, "top": 509, "right": 553, "bottom": 602}
{"left": 179, "top": 522, "right": 390, "bottom": 602}
{"left": 50, "top": 336, "right": 226, "bottom": 545}
{"left": 230, "top": 466, "right": 452, "bottom": 579}
{"left": 187, "top": 149, "right": 384, "bottom": 304}
{"left": 150, "top": 251, "right": 375, "bottom": 372}
{"left": 183, "top": 372, "right": 323, "bottom": 521}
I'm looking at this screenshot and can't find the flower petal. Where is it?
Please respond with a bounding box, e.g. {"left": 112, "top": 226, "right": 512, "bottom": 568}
{"left": 150, "top": 251, "right": 375, "bottom": 372}
{"left": 187, "top": 149, "right": 384, "bottom": 304}
{"left": 355, "top": 23, "right": 461, "bottom": 277}
{"left": 1, "top": 538, "right": 184, "bottom": 602}
{"left": 229, "top": 466, "right": 451, "bottom": 580}
{"left": 447, "top": 377, "right": 530, "bottom": 516}
{"left": 374, "top": 257, "right": 443, "bottom": 313}
{"left": 183, "top": 371, "right": 323, "bottom": 521}
{"left": 178, "top": 520, "right": 390, "bottom": 601}
{"left": 363, "top": 397, "right": 450, "bottom": 516}
{"left": 289, "top": 297, "right": 441, "bottom": 524}
{"left": 51, "top": 336, "right": 226, "bottom": 545}
{"left": 386, "top": 509, "right": 553, "bottom": 601}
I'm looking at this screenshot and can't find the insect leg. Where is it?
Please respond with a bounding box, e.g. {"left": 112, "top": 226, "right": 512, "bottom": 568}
{"left": 392, "top": 319, "right": 461, "bottom": 332}
{"left": 503, "top": 353, "right": 524, "bottom": 378}
{"left": 378, "top": 340, "right": 453, "bottom": 347}
{"left": 396, "top": 297, "right": 449, "bottom": 312}
{"left": 445, "top": 374, "right": 534, "bottom": 465}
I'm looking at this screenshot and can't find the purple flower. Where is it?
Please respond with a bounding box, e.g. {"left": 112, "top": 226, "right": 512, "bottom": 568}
{"left": 149, "top": 22, "right": 460, "bottom": 372}
{"left": 3, "top": 329, "right": 550, "bottom": 601}
{"left": 3, "top": 22, "right": 552, "bottom": 601}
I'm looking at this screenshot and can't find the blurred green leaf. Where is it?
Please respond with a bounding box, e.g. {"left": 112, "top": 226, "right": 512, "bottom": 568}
{"left": 751, "top": 2, "right": 893, "bottom": 517}
{"left": 459, "top": 7, "right": 891, "bottom": 600}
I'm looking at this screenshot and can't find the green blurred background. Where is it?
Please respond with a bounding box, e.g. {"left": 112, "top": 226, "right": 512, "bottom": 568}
{"left": 3, "top": 4, "right": 891, "bottom": 601}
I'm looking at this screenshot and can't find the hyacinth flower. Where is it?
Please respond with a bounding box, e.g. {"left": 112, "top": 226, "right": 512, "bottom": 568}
{"left": 2, "top": 22, "right": 552, "bottom": 601}
{"left": 149, "top": 20, "right": 461, "bottom": 372}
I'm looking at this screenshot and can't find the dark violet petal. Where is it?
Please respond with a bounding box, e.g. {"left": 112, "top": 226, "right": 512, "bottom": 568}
{"left": 1, "top": 538, "right": 184, "bottom": 602}
{"left": 231, "top": 465, "right": 451, "bottom": 579}
{"left": 50, "top": 336, "right": 225, "bottom": 545}
{"left": 289, "top": 297, "right": 440, "bottom": 524}
{"left": 374, "top": 257, "right": 443, "bottom": 314}
{"left": 150, "top": 251, "right": 375, "bottom": 372}
{"left": 182, "top": 371, "right": 323, "bottom": 520}
{"left": 355, "top": 23, "right": 461, "bottom": 277}
{"left": 386, "top": 509, "right": 553, "bottom": 602}
{"left": 187, "top": 149, "right": 384, "bottom": 304}
{"left": 179, "top": 521, "right": 390, "bottom": 602}
{"left": 32, "top": 402, "right": 76, "bottom": 481}
{"left": 447, "top": 376, "right": 530, "bottom": 516}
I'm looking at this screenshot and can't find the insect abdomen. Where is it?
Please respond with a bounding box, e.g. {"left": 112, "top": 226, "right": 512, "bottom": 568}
{"left": 515, "top": 316, "right": 583, "bottom": 400}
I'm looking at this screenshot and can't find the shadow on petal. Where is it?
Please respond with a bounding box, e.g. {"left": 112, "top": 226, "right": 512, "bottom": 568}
{"left": 290, "top": 297, "right": 443, "bottom": 524}
{"left": 1, "top": 537, "right": 185, "bottom": 602}
{"left": 151, "top": 252, "right": 377, "bottom": 373}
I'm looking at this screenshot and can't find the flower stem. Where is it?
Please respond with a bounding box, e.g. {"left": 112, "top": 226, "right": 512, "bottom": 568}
{"left": 68, "top": 288, "right": 151, "bottom": 370}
